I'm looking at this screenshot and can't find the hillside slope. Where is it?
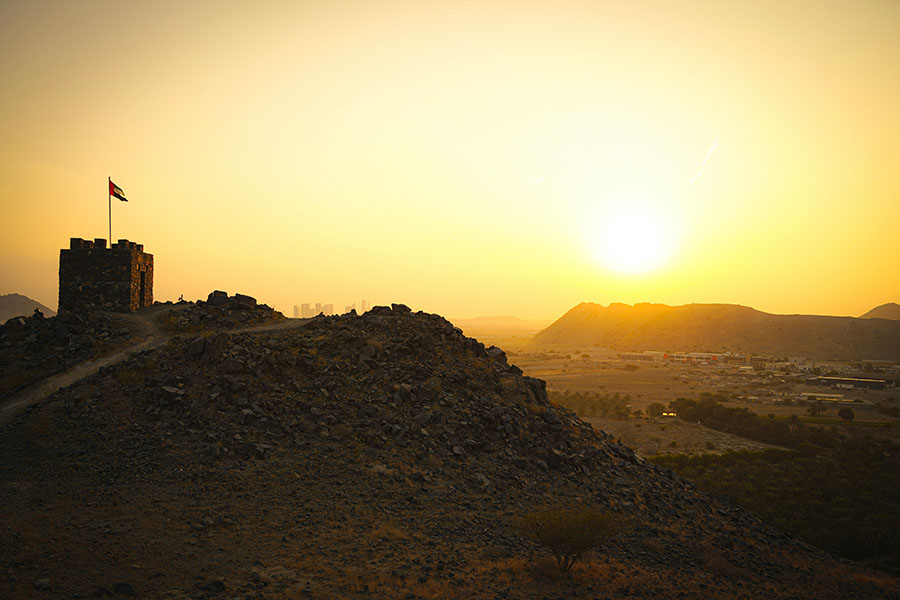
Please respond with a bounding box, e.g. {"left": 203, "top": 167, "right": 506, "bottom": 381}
{"left": 1, "top": 306, "right": 897, "bottom": 599}
{"left": 534, "top": 302, "right": 900, "bottom": 360}
{"left": 0, "top": 293, "right": 55, "bottom": 322}
{"left": 860, "top": 302, "right": 900, "bottom": 320}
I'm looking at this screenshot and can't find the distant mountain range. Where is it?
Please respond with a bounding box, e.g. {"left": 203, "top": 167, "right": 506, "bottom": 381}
{"left": 534, "top": 302, "right": 900, "bottom": 361}
{"left": 0, "top": 293, "right": 56, "bottom": 322}
{"left": 859, "top": 302, "right": 900, "bottom": 320}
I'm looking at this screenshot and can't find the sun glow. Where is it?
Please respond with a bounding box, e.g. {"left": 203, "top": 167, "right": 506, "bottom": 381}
{"left": 586, "top": 191, "right": 677, "bottom": 275}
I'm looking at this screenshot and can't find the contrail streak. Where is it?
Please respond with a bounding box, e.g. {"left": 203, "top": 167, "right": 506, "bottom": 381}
{"left": 690, "top": 139, "right": 720, "bottom": 184}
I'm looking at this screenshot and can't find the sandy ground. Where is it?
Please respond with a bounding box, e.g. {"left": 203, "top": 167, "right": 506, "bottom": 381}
{"left": 583, "top": 416, "right": 783, "bottom": 457}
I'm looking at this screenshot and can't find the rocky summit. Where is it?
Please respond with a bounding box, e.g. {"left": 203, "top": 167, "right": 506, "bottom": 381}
{"left": 0, "top": 310, "right": 140, "bottom": 396}
{"left": 160, "top": 291, "right": 285, "bottom": 333}
{"left": 1, "top": 305, "right": 897, "bottom": 599}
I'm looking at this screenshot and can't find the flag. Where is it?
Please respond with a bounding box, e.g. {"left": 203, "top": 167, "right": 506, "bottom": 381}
{"left": 109, "top": 179, "right": 128, "bottom": 202}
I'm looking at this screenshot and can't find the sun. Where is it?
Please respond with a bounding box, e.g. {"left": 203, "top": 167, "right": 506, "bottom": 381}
{"left": 587, "top": 204, "right": 672, "bottom": 275}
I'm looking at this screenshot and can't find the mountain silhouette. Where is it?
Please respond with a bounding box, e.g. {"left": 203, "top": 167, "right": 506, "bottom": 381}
{"left": 0, "top": 292, "right": 55, "bottom": 322}
{"left": 860, "top": 302, "right": 900, "bottom": 320}
{"left": 535, "top": 302, "right": 900, "bottom": 361}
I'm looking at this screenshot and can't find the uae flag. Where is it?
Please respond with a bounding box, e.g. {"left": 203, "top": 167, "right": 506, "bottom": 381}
{"left": 109, "top": 179, "right": 128, "bottom": 202}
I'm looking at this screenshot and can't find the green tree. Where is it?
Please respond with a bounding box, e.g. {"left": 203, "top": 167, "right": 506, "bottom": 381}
{"left": 838, "top": 407, "right": 855, "bottom": 421}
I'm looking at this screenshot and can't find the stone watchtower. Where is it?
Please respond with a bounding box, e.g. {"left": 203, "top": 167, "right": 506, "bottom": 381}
{"left": 58, "top": 238, "right": 153, "bottom": 312}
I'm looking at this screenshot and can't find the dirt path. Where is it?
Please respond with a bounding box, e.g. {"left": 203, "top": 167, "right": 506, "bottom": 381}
{"left": 0, "top": 313, "right": 311, "bottom": 426}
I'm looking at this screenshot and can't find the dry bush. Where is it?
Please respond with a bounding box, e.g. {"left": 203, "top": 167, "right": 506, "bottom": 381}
{"left": 515, "top": 507, "right": 623, "bottom": 572}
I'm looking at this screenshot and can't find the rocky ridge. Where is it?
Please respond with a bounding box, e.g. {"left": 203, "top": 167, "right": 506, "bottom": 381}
{"left": 159, "top": 290, "right": 285, "bottom": 332}
{"left": 1, "top": 305, "right": 897, "bottom": 598}
{"left": 0, "top": 310, "right": 139, "bottom": 395}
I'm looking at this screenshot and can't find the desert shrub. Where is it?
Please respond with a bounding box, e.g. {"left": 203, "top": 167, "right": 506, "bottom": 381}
{"left": 838, "top": 408, "right": 855, "bottom": 421}
{"left": 515, "top": 507, "right": 622, "bottom": 572}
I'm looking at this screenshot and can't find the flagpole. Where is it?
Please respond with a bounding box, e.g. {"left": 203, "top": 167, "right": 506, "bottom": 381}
{"left": 108, "top": 176, "right": 112, "bottom": 245}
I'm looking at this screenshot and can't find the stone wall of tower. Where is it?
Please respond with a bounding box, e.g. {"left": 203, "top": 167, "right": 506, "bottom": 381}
{"left": 58, "top": 238, "right": 154, "bottom": 312}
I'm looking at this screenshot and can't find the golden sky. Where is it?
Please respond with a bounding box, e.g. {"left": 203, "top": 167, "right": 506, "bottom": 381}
{"left": 1, "top": 0, "right": 898, "bottom": 319}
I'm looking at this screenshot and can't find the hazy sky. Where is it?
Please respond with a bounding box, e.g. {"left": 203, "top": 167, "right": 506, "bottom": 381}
{"left": 1, "top": 0, "right": 898, "bottom": 319}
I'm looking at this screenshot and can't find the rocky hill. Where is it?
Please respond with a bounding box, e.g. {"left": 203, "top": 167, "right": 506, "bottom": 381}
{"left": 0, "top": 293, "right": 56, "bottom": 322}
{"left": 159, "top": 290, "right": 285, "bottom": 332}
{"left": 1, "top": 305, "right": 897, "bottom": 598}
{"left": 860, "top": 302, "right": 900, "bottom": 320}
{"left": 0, "top": 310, "right": 140, "bottom": 396}
{"left": 534, "top": 302, "right": 900, "bottom": 361}
{"left": 0, "top": 291, "right": 283, "bottom": 397}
